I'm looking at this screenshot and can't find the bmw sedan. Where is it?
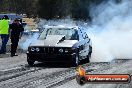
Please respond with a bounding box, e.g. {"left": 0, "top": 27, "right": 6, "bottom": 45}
{"left": 27, "top": 25, "right": 92, "bottom": 66}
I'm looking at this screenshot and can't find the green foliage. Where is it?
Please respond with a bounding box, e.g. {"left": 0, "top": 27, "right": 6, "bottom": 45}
{"left": 38, "top": 0, "right": 104, "bottom": 20}
{"left": 0, "top": 0, "right": 104, "bottom": 20}
{"left": 0, "top": 0, "right": 38, "bottom": 17}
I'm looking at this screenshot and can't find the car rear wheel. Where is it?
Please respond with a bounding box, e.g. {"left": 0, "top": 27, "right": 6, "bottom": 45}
{"left": 89, "top": 46, "right": 92, "bottom": 57}
{"left": 85, "top": 46, "right": 92, "bottom": 63}
{"left": 72, "top": 54, "right": 80, "bottom": 67}
{"left": 86, "top": 54, "right": 90, "bottom": 63}
{"left": 27, "top": 57, "right": 35, "bottom": 66}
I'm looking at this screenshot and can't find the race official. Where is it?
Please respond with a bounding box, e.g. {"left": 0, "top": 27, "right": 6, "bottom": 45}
{"left": 0, "top": 15, "right": 9, "bottom": 54}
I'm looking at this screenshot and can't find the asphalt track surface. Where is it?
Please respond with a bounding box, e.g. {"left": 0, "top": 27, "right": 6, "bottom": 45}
{"left": 0, "top": 53, "right": 131, "bottom": 88}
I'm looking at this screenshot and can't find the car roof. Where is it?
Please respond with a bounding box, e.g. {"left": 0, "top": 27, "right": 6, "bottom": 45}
{"left": 43, "top": 25, "right": 79, "bottom": 30}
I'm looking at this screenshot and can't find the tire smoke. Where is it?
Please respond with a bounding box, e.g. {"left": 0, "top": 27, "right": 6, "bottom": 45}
{"left": 88, "top": 0, "right": 132, "bottom": 62}
{"left": 19, "top": 0, "right": 132, "bottom": 62}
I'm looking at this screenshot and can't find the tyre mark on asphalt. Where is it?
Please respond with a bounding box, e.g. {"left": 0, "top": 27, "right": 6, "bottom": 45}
{"left": 45, "top": 63, "right": 110, "bottom": 88}
{"left": 0, "top": 67, "right": 69, "bottom": 88}
{"left": 44, "top": 60, "right": 131, "bottom": 88}
{"left": 17, "top": 68, "right": 76, "bottom": 88}
{"left": 14, "top": 63, "right": 109, "bottom": 88}
{"left": 0, "top": 62, "right": 114, "bottom": 88}
{"left": 0, "top": 64, "right": 43, "bottom": 82}
{"left": 0, "top": 59, "right": 130, "bottom": 88}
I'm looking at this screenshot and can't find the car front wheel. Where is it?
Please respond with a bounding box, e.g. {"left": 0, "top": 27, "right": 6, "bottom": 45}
{"left": 27, "top": 57, "right": 35, "bottom": 66}
{"left": 84, "top": 46, "right": 92, "bottom": 63}
{"left": 86, "top": 46, "right": 92, "bottom": 63}
{"left": 72, "top": 54, "right": 80, "bottom": 67}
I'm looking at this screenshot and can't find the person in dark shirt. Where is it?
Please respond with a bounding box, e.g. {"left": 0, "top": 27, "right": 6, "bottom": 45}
{"left": 9, "top": 18, "right": 24, "bottom": 57}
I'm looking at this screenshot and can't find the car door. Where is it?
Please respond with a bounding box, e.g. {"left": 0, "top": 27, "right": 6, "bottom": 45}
{"left": 82, "top": 32, "right": 90, "bottom": 58}
{"left": 78, "top": 28, "right": 86, "bottom": 60}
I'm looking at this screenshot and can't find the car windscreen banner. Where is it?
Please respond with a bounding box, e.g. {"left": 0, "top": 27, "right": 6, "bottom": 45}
{"left": 76, "top": 66, "right": 131, "bottom": 85}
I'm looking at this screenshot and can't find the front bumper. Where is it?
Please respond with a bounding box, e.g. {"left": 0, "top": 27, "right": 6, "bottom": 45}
{"left": 27, "top": 52, "right": 76, "bottom": 63}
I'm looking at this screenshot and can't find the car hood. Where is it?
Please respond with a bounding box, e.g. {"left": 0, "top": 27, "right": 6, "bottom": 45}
{"left": 30, "top": 35, "right": 78, "bottom": 47}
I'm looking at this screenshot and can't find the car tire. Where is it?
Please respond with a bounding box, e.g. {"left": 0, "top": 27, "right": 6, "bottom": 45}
{"left": 89, "top": 46, "right": 92, "bottom": 57}
{"left": 85, "top": 46, "right": 92, "bottom": 63}
{"left": 72, "top": 54, "right": 80, "bottom": 67}
{"left": 27, "top": 58, "right": 35, "bottom": 66}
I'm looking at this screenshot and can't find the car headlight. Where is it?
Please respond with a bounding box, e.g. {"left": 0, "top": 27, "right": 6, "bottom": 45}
{"left": 59, "top": 48, "right": 63, "bottom": 53}
{"left": 31, "top": 47, "right": 35, "bottom": 51}
{"left": 36, "top": 48, "right": 40, "bottom": 52}
{"left": 65, "top": 48, "right": 76, "bottom": 53}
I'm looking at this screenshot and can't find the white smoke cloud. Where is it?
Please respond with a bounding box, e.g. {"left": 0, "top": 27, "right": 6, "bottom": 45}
{"left": 18, "top": 0, "right": 132, "bottom": 63}
{"left": 88, "top": 0, "right": 132, "bottom": 62}
{"left": 38, "top": 18, "right": 76, "bottom": 27}
{"left": 19, "top": 33, "right": 39, "bottom": 50}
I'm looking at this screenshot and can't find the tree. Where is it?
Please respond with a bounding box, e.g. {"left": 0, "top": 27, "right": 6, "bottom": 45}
{"left": 0, "top": 0, "right": 105, "bottom": 20}
{"left": 0, "top": 0, "right": 38, "bottom": 17}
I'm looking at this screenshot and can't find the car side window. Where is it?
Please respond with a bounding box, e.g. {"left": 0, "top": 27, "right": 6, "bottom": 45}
{"left": 70, "top": 29, "right": 79, "bottom": 40}
{"left": 78, "top": 29, "right": 84, "bottom": 41}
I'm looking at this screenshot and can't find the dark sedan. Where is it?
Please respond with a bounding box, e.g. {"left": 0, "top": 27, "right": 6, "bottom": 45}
{"left": 27, "top": 25, "right": 92, "bottom": 66}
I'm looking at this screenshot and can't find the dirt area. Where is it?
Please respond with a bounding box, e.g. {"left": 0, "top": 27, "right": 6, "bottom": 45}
{"left": 22, "top": 18, "right": 37, "bottom": 30}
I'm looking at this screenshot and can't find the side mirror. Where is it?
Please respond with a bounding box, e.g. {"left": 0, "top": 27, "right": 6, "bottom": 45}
{"left": 85, "top": 34, "right": 88, "bottom": 38}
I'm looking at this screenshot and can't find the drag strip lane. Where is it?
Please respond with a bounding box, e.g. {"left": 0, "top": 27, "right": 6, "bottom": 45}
{"left": 0, "top": 64, "right": 42, "bottom": 82}
{"left": 0, "top": 63, "right": 70, "bottom": 88}
{"left": 0, "top": 59, "right": 130, "bottom": 88}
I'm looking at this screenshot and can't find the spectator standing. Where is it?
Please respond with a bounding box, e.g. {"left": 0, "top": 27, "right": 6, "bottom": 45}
{"left": 9, "top": 18, "right": 24, "bottom": 57}
{"left": 0, "top": 15, "right": 9, "bottom": 54}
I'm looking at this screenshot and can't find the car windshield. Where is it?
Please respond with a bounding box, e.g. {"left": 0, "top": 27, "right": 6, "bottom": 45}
{"left": 39, "top": 28, "right": 78, "bottom": 40}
